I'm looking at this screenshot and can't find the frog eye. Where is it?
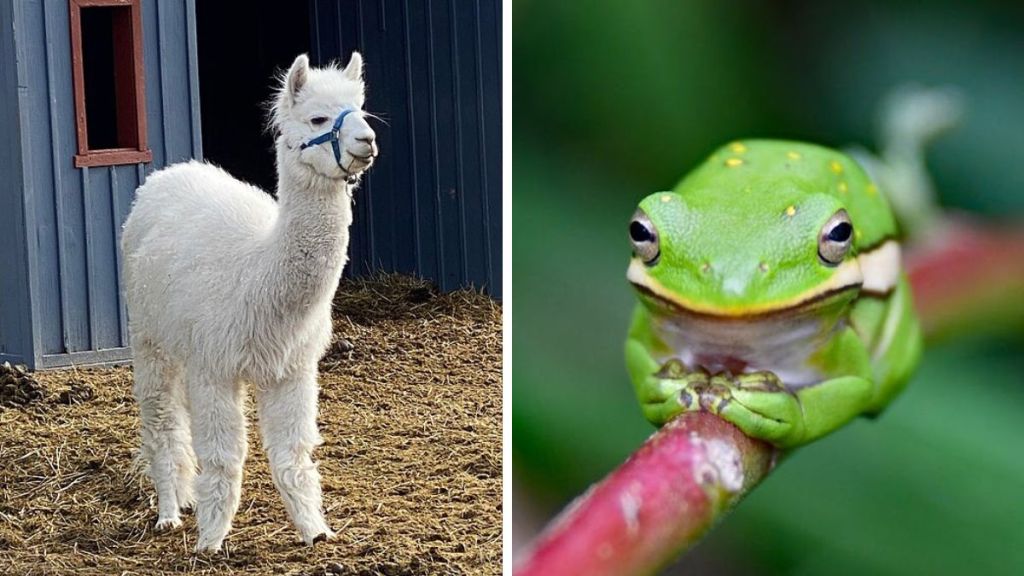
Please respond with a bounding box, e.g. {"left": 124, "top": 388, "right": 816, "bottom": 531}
{"left": 630, "top": 209, "right": 660, "bottom": 265}
{"left": 819, "top": 209, "right": 854, "bottom": 265}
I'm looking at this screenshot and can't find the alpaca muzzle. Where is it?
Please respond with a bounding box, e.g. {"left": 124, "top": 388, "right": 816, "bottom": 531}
{"left": 300, "top": 109, "right": 357, "bottom": 174}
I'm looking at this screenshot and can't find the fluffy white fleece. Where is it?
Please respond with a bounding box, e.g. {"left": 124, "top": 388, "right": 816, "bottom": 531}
{"left": 122, "top": 52, "right": 377, "bottom": 553}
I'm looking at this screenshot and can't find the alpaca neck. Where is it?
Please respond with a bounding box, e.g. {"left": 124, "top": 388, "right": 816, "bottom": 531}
{"left": 268, "top": 154, "right": 353, "bottom": 309}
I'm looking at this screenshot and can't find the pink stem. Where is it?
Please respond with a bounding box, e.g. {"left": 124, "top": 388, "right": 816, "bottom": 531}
{"left": 515, "top": 413, "right": 775, "bottom": 576}
{"left": 905, "top": 216, "right": 1024, "bottom": 337}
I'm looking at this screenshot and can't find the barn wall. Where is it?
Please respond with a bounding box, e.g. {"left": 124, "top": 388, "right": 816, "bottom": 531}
{"left": 310, "top": 0, "right": 503, "bottom": 297}
{"left": 0, "top": 0, "right": 33, "bottom": 365}
{"left": 8, "top": 0, "right": 200, "bottom": 368}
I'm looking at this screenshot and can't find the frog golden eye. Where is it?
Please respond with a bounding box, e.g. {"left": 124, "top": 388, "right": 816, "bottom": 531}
{"left": 629, "top": 209, "right": 660, "bottom": 265}
{"left": 819, "top": 209, "right": 853, "bottom": 266}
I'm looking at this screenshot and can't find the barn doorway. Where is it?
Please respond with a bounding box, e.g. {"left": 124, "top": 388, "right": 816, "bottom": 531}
{"left": 196, "top": 1, "right": 311, "bottom": 194}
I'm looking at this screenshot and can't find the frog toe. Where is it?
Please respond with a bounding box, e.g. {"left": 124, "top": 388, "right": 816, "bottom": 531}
{"left": 722, "top": 388, "right": 806, "bottom": 446}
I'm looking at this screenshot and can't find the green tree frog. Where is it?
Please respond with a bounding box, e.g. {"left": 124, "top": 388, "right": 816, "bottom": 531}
{"left": 625, "top": 140, "right": 922, "bottom": 448}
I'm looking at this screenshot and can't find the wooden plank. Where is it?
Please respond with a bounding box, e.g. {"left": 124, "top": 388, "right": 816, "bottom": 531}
{"left": 355, "top": 0, "right": 376, "bottom": 270}
{"left": 39, "top": 346, "right": 132, "bottom": 369}
{"left": 68, "top": 0, "right": 89, "bottom": 156}
{"left": 85, "top": 166, "right": 121, "bottom": 350}
{"left": 0, "top": 352, "right": 30, "bottom": 367}
{"left": 0, "top": 0, "right": 35, "bottom": 365}
{"left": 184, "top": 0, "right": 201, "bottom": 158}
{"left": 45, "top": 1, "right": 85, "bottom": 353}
{"left": 485, "top": 0, "right": 502, "bottom": 297}
{"left": 448, "top": 0, "right": 469, "bottom": 287}
{"left": 141, "top": 0, "right": 165, "bottom": 167}
{"left": 110, "top": 165, "right": 130, "bottom": 347}
{"left": 156, "top": 0, "right": 192, "bottom": 163}
{"left": 75, "top": 0, "right": 133, "bottom": 7}
{"left": 424, "top": 1, "right": 447, "bottom": 289}
{"left": 474, "top": 0, "right": 494, "bottom": 294}
{"left": 129, "top": 0, "right": 149, "bottom": 155}
{"left": 379, "top": 0, "right": 418, "bottom": 276}
{"left": 81, "top": 166, "right": 100, "bottom": 350}
{"left": 74, "top": 148, "right": 152, "bottom": 167}
{"left": 401, "top": 1, "right": 423, "bottom": 275}
{"left": 455, "top": 0, "right": 488, "bottom": 292}
{"left": 155, "top": 0, "right": 171, "bottom": 162}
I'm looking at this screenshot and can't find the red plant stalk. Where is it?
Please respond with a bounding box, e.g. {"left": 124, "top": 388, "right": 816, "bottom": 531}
{"left": 515, "top": 218, "right": 1024, "bottom": 576}
{"left": 514, "top": 413, "right": 775, "bottom": 576}
{"left": 905, "top": 216, "right": 1024, "bottom": 338}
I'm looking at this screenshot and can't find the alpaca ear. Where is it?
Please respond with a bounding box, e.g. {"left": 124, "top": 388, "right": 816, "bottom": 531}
{"left": 287, "top": 54, "right": 310, "bottom": 99}
{"left": 343, "top": 52, "right": 363, "bottom": 81}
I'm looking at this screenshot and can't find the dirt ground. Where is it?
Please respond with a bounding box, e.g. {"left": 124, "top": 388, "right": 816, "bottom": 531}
{"left": 0, "top": 275, "right": 502, "bottom": 576}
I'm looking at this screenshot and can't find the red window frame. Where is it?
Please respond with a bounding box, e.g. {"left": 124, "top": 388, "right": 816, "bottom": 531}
{"left": 69, "top": 0, "right": 152, "bottom": 167}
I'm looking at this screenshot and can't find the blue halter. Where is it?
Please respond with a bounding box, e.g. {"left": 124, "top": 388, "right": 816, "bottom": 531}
{"left": 299, "top": 109, "right": 355, "bottom": 168}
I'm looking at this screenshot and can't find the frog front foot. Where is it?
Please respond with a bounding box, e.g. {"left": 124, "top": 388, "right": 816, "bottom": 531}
{"left": 645, "top": 361, "right": 807, "bottom": 446}
{"left": 639, "top": 359, "right": 711, "bottom": 425}
{"left": 706, "top": 371, "right": 807, "bottom": 446}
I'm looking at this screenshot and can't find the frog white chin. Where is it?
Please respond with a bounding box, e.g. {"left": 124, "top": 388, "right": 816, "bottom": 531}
{"left": 652, "top": 306, "right": 843, "bottom": 388}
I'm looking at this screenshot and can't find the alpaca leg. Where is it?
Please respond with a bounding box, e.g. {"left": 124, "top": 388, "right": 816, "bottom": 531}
{"left": 257, "top": 365, "right": 333, "bottom": 544}
{"left": 189, "top": 373, "right": 248, "bottom": 552}
{"left": 133, "top": 343, "right": 193, "bottom": 530}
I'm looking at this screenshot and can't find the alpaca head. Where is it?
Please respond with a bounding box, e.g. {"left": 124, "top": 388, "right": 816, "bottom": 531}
{"left": 272, "top": 53, "right": 378, "bottom": 181}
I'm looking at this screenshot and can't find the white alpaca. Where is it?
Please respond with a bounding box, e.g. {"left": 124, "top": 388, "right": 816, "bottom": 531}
{"left": 122, "top": 53, "right": 377, "bottom": 552}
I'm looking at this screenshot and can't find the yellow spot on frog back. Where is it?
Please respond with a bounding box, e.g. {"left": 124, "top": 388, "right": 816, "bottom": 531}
{"left": 729, "top": 142, "right": 747, "bottom": 154}
{"left": 661, "top": 194, "right": 673, "bottom": 203}
{"left": 830, "top": 160, "right": 844, "bottom": 174}
{"left": 725, "top": 157, "right": 744, "bottom": 168}
{"left": 838, "top": 181, "right": 848, "bottom": 193}
{"left": 784, "top": 205, "right": 797, "bottom": 217}
{"left": 786, "top": 151, "right": 802, "bottom": 160}
{"left": 867, "top": 183, "right": 878, "bottom": 196}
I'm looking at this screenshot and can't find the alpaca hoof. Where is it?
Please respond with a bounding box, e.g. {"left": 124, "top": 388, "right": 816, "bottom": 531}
{"left": 155, "top": 516, "right": 182, "bottom": 531}
{"left": 308, "top": 528, "right": 336, "bottom": 546}
{"left": 194, "top": 539, "right": 224, "bottom": 554}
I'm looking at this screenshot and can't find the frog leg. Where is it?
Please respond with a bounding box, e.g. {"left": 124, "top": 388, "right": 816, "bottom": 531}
{"left": 625, "top": 304, "right": 707, "bottom": 426}
{"left": 626, "top": 335, "right": 707, "bottom": 426}
{"left": 706, "top": 371, "right": 805, "bottom": 446}
{"left": 706, "top": 327, "right": 875, "bottom": 448}
{"left": 859, "top": 276, "right": 923, "bottom": 414}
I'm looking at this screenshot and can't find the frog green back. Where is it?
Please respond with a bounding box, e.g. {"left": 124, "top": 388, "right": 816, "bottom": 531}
{"left": 674, "top": 140, "right": 897, "bottom": 252}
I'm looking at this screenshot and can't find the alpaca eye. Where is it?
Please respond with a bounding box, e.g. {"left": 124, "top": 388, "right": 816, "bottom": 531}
{"left": 630, "top": 209, "right": 660, "bottom": 265}
{"left": 311, "top": 116, "right": 329, "bottom": 126}
{"left": 819, "top": 209, "right": 854, "bottom": 266}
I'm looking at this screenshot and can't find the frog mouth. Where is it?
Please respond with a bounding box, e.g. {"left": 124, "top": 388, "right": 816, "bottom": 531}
{"left": 630, "top": 280, "right": 857, "bottom": 320}
{"left": 627, "top": 240, "right": 901, "bottom": 319}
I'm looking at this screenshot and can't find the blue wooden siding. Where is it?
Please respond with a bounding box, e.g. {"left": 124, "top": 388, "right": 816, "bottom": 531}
{"left": 0, "top": 0, "right": 200, "bottom": 368}
{"left": 310, "top": 0, "right": 502, "bottom": 296}
{"left": 0, "top": 0, "right": 32, "bottom": 364}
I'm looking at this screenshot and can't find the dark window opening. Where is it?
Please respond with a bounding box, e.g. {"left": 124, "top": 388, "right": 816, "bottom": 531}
{"left": 197, "top": 0, "right": 310, "bottom": 193}
{"left": 70, "top": 0, "right": 151, "bottom": 167}
{"left": 81, "top": 7, "right": 125, "bottom": 149}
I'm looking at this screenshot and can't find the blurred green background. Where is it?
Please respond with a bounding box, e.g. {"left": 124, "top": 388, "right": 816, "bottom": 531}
{"left": 512, "top": 1, "right": 1024, "bottom": 574}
